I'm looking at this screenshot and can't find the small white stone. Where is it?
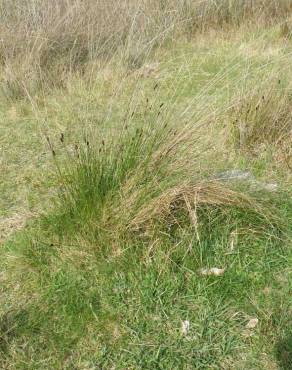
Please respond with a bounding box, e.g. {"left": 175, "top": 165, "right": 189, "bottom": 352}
{"left": 199, "top": 267, "right": 225, "bottom": 276}
{"left": 245, "top": 317, "right": 259, "bottom": 329}
{"left": 181, "top": 320, "right": 190, "bottom": 336}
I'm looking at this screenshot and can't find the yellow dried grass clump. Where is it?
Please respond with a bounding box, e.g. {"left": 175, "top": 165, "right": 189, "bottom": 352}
{"left": 130, "top": 181, "right": 260, "bottom": 231}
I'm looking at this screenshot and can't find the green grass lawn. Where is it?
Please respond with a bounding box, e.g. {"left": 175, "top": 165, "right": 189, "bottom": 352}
{"left": 0, "top": 19, "right": 291, "bottom": 370}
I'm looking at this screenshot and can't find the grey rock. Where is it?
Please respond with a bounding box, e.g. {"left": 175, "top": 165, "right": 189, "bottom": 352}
{"left": 215, "top": 169, "right": 255, "bottom": 181}
{"left": 215, "top": 169, "right": 278, "bottom": 192}
{"left": 250, "top": 181, "right": 278, "bottom": 192}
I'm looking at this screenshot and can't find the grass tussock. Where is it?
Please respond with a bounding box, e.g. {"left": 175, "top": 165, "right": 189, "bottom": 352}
{"left": 40, "top": 108, "right": 282, "bottom": 258}
{"left": 229, "top": 80, "right": 292, "bottom": 169}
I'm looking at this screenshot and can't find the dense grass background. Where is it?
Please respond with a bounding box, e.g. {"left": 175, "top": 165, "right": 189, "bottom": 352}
{"left": 0, "top": 1, "right": 292, "bottom": 369}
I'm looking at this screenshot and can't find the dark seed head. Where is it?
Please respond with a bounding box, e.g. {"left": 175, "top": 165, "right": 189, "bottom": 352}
{"left": 60, "top": 133, "right": 64, "bottom": 143}
{"left": 154, "top": 83, "right": 158, "bottom": 90}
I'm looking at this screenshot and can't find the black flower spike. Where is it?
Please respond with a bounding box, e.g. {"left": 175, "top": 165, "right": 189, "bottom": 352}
{"left": 60, "top": 133, "right": 64, "bottom": 143}
{"left": 74, "top": 145, "right": 80, "bottom": 158}
{"left": 83, "top": 136, "right": 89, "bottom": 147}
